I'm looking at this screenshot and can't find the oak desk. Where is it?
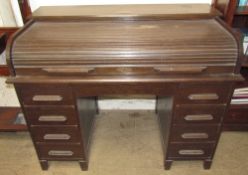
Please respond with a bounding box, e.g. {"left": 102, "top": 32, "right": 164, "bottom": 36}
{"left": 7, "top": 4, "right": 243, "bottom": 170}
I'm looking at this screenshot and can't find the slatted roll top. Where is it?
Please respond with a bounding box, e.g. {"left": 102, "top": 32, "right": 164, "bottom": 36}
{"left": 8, "top": 17, "right": 239, "bottom": 76}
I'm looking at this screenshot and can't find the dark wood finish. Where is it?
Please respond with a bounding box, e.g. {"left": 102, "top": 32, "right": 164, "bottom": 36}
{"left": 36, "top": 143, "right": 85, "bottom": 159}
{"left": 6, "top": 5, "right": 242, "bottom": 170}
{"left": 213, "top": 0, "right": 238, "bottom": 26}
{"left": 0, "top": 28, "right": 19, "bottom": 39}
{"left": 0, "top": 65, "right": 10, "bottom": 76}
{"left": 0, "top": 33, "right": 7, "bottom": 54}
{"left": 15, "top": 84, "right": 74, "bottom": 105}
{"left": 0, "top": 107, "right": 27, "bottom": 131}
{"left": 18, "top": 0, "right": 32, "bottom": 22}
{"left": 167, "top": 142, "right": 215, "bottom": 158}
{"left": 174, "top": 104, "right": 226, "bottom": 124}
{"left": 170, "top": 124, "right": 219, "bottom": 142}
{"left": 24, "top": 106, "right": 78, "bottom": 125}
{"left": 31, "top": 126, "right": 80, "bottom": 143}
{"left": 39, "top": 160, "right": 49, "bottom": 170}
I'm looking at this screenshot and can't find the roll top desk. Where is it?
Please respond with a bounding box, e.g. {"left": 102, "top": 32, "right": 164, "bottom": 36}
{"left": 6, "top": 4, "right": 243, "bottom": 170}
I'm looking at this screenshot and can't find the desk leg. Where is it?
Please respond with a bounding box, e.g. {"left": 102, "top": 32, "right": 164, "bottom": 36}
{"left": 39, "top": 160, "right": 48, "bottom": 170}
{"left": 79, "top": 161, "right": 88, "bottom": 171}
{"left": 164, "top": 160, "right": 173, "bottom": 170}
{"left": 203, "top": 159, "right": 212, "bottom": 169}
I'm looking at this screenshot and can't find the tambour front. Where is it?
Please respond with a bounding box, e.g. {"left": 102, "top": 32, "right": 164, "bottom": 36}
{"left": 7, "top": 4, "right": 242, "bottom": 171}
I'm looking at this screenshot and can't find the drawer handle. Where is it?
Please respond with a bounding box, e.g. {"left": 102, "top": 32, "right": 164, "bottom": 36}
{"left": 188, "top": 93, "right": 219, "bottom": 100}
{"left": 155, "top": 66, "right": 207, "bottom": 73}
{"left": 181, "top": 133, "right": 209, "bottom": 139}
{"left": 48, "top": 150, "right": 74, "bottom": 156}
{"left": 38, "top": 115, "right": 67, "bottom": 122}
{"left": 43, "top": 134, "right": 71, "bottom": 140}
{"left": 32, "top": 95, "right": 63, "bottom": 102}
{"left": 184, "top": 114, "right": 214, "bottom": 121}
{"left": 179, "top": 150, "right": 204, "bottom": 155}
{"left": 43, "top": 67, "right": 94, "bottom": 74}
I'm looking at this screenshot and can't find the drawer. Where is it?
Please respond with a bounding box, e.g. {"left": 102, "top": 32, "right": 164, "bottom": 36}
{"left": 36, "top": 143, "right": 85, "bottom": 159}
{"left": 31, "top": 126, "right": 81, "bottom": 143}
{"left": 173, "top": 104, "right": 226, "bottom": 124}
{"left": 167, "top": 143, "right": 215, "bottom": 159}
{"left": 170, "top": 124, "right": 219, "bottom": 142}
{"left": 24, "top": 106, "right": 78, "bottom": 125}
{"left": 177, "top": 83, "right": 232, "bottom": 104}
{"left": 15, "top": 84, "right": 74, "bottom": 105}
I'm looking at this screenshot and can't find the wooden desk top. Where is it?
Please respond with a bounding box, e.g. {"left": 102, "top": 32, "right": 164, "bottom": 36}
{"left": 32, "top": 4, "right": 221, "bottom": 20}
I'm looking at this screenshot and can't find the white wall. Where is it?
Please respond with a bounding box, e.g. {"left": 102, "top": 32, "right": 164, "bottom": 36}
{"left": 25, "top": 0, "right": 213, "bottom": 110}
{"left": 29, "top": 0, "right": 212, "bottom": 11}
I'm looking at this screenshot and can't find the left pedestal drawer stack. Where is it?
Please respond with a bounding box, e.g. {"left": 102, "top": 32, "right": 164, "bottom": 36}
{"left": 14, "top": 84, "right": 96, "bottom": 170}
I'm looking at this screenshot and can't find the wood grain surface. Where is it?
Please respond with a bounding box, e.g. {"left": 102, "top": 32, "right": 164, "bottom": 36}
{"left": 10, "top": 19, "right": 238, "bottom": 76}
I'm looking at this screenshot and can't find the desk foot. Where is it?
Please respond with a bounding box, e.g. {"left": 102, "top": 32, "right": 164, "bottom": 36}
{"left": 39, "top": 160, "right": 49, "bottom": 170}
{"left": 203, "top": 159, "right": 212, "bottom": 169}
{"left": 79, "top": 161, "right": 88, "bottom": 171}
{"left": 164, "top": 160, "right": 173, "bottom": 170}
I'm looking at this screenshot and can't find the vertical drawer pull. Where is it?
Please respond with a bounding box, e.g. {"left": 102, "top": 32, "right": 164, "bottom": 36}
{"left": 38, "top": 115, "right": 67, "bottom": 122}
{"left": 184, "top": 114, "right": 214, "bottom": 121}
{"left": 48, "top": 150, "right": 74, "bottom": 156}
{"left": 32, "top": 95, "right": 63, "bottom": 102}
{"left": 188, "top": 93, "right": 219, "bottom": 100}
{"left": 179, "top": 150, "right": 204, "bottom": 155}
{"left": 181, "top": 133, "right": 209, "bottom": 139}
{"left": 43, "top": 134, "right": 71, "bottom": 140}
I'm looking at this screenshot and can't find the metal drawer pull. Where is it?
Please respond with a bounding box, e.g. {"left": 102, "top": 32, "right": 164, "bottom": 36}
{"left": 44, "top": 134, "right": 71, "bottom": 140}
{"left": 43, "top": 67, "right": 94, "bottom": 74}
{"left": 184, "top": 114, "right": 214, "bottom": 121}
{"left": 48, "top": 150, "right": 74, "bottom": 156}
{"left": 155, "top": 66, "right": 207, "bottom": 73}
{"left": 188, "top": 93, "right": 219, "bottom": 100}
{"left": 181, "top": 133, "right": 209, "bottom": 139}
{"left": 32, "top": 95, "right": 63, "bottom": 102}
{"left": 38, "top": 115, "right": 67, "bottom": 122}
{"left": 179, "top": 150, "right": 204, "bottom": 155}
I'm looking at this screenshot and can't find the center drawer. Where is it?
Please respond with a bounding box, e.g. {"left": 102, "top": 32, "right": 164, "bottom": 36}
{"left": 31, "top": 126, "right": 81, "bottom": 143}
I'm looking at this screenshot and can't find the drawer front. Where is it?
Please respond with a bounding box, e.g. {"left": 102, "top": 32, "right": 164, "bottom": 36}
{"left": 24, "top": 106, "right": 78, "bottom": 125}
{"left": 170, "top": 124, "right": 219, "bottom": 142}
{"left": 15, "top": 84, "right": 74, "bottom": 105}
{"left": 31, "top": 126, "right": 81, "bottom": 143}
{"left": 177, "top": 83, "right": 232, "bottom": 104}
{"left": 36, "top": 143, "right": 85, "bottom": 159}
{"left": 167, "top": 143, "right": 215, "bottom": 159}
{"left": 173, "top": 104, "right": 226, "bottom": 124}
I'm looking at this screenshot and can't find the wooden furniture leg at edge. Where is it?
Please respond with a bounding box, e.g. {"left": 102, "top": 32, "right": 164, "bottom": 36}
{"left": 79, "top": 161, "right": 88, "bottom": 171}
{"left": 39, "top": 160, "right": 49, "bottom": 170}
{"left": 203, "top": 159, "right": 212, "bottom": 169}
{"left": 164, "top": 160, "right": 173, "bottom": 170}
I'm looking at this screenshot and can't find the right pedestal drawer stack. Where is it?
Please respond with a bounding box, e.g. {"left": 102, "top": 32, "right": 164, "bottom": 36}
{"left": 163, "top": 82, "right": 234, "bottom": 170}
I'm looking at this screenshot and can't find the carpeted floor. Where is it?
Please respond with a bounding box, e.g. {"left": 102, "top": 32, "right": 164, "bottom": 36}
{"left": 0, "top": 110, "right": 247, "bottom": 175}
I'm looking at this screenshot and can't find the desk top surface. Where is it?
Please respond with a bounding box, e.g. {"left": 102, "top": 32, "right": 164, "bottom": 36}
{"left": 32, "top": 4, "right": 221, "bottom": 20}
